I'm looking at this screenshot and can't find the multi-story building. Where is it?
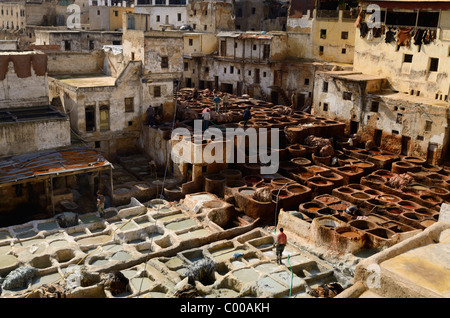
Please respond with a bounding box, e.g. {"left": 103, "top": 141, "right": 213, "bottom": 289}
{"left": 89, "top": 0, "right": 134, "bottom": 31}
{"left": 313, "top": 0, "right": 450, "bottom": 165}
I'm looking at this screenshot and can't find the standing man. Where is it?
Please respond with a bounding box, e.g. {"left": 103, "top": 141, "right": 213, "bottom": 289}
{"left": 96, "top": 190, "right": 106, "bottom": 218}
{"left": 202, "top": 107, "right": 211, "bottom": 131}
{"left": 213, "top": 94, "right": 221, "bottom": 113}
{"left": 274, "top": 228, "right": 287, "bottom": 265}
{"left": 222, "top": 94, "right": 229, "bottom": 113}
{"left": 243, "top": 106, "right": 251, "bottom": 128}
{"left": 146, "top": 106, "right": 154, "bottom": 127}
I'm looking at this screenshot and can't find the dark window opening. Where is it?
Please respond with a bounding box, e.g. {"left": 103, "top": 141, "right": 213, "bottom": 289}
{"left": 386, "top": 11, "right": 416, "bottom": 27}
{"left": 304, "top": 78, "right": 310, "bottom": 85}
{"left": 161, "top": 56, "right": 169, "bottom": 68}
{"left": 396, "top": 113, "right": 403, "bottom": 124}
{"left": 323, "top": 103, "right": 328, "bottom": 111}
{"left": 85, "top": 106, "right": 95, "bottom": 132}
{"left": 403, "top": 54, "right": 413, "bottom": 63}
{"left": 371, "top": 101, "right": 379, "bottom": 112}
{"left": 154, "top": 86, "right": 161, "bottom": 97}
{"left": 425, "top": 120, "right": 432, "bottom": 132}
{"left": 323, "top": 81, "right": 328, "bottom": 93}
{"left": 341, "top": 31, "right": 348, "bottom": 40}
{"left": 429, "top": 58, "right": 439, "bottom": 72}
{"left": 320, "top": 29, "right": 327, "bottom": 39}
{"left": 343, "top": 92, "right": 352, "bottom": 100}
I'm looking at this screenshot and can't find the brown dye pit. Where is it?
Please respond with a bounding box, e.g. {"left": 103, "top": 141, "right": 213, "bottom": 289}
{"left": 387, "top": 208, "right": 403, "bottom": 215}
{"left": 352, "top": 193, "right": 370, "bottom": 199}
{"left": 329, "top": 202, "right": 350, "bottom": 211}
{"left": 338, "top": 187, "right": 353, "bottom": 193}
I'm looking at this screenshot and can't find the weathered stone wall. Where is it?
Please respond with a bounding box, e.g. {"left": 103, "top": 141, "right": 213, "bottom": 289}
{"left": 0, "top": 118, "right": 71, "bottom": 157}
{"left": 46, "top": 51, "right": 104, "bottom": 75}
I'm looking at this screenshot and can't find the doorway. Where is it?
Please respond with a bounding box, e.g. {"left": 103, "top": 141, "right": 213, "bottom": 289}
{"left": 374, "top": 129, "right": 382, "bottom": 147}
{"left": 350, "top": 121, "right": 359, "bottom": 135}
{"left": 401, "top": 136, "right": 410, "bottom": 156}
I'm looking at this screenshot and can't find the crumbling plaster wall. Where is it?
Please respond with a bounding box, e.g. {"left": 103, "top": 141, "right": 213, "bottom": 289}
{"left": 0, "top": 119, "right": 70, "bottom": 157}
{"left": 0, "top": 58, "right": 49, "bottom": 108}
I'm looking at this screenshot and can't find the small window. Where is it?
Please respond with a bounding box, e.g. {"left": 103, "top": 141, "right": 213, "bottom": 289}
{"left": 161, "top": 56, "right": 168, "bottom": 68}
{"left": 425, "top": 120, "right": 432, "bottom": 132}
{"left": 263, "top": 72, "right": 267, "bottom": 77}
{"left": 343, "top": 92, "right": 352, "bottom": 100}
{"left": 323, "top": 81, "right": 328, "bottom": 93}
{"left": 341, "top": 31, "right": 348, "bottom": 39}
{"left": 95, "top": 141, "right": 101, "bottom": 148}
{"left": 323, "top": 103, "right": 328, "bottom": 111}
{"left": 230, "top": 66, "right": 234, "bottom": 73}
{"left": 178, "top": 13, "right": 181, "bottom": 21}
{"left": 205, "top": 67, "right": 209, "bottom": 73}
{"left": 204, "top": 25, "right": 207, "bottom": 31}
{"left": 253, "top": 44, "right": 257, "bottom": 50}
{"left": 156, "top": 15, "right": 160, "bottom": 22}
{"left": 396, "top": 113, "right": 403, "bottom": 124}
{"left": 252, "top": 8, "right": 256, "bottom": 14}
{"left": 224, "top": 67, "right": 227, "bottom": 74}
{"left": 392, "top": 130, "right": 399, "bottom": 135}
{"left": 304, "top": 78, "right": 310, "bottom": 85}
{"left": 97, "top": 10, "right": 100, "bottom": 15}
{"left": 248, "top": 70, "right": 251, "bottom": 76}
{"left": 154, "top": 86, "right": 161, "bottom": 98}
{"left": 320, "top": 29, "right": 327, "bottom": 39}
{"left": 319, "top": 46, "right": 324, "bottom": 55}
{"left": 404, "top": 54, "right": 413, "bottom": 63}
{"left": 188, "top": 38, "right": 193, "bottom": 46}
{"left": 342, "top": 48, "right": 346, "bottom": 54}
{"left": 417, "top": 135, "right": 424, "bottom": 141}
{"left": 124, "top": 97, "right": 134, "bottom": 112}
{"left": 371, "top": 101, "right": 379, "bottom": 112}
{"left": 429, "top": 58, "right": 439, "bottom": 72}
{"left": 114, "top": 10, "right": 118, "bottom": 17}
{"left": 184, "top": 62, "right": 189, "bottom": 71}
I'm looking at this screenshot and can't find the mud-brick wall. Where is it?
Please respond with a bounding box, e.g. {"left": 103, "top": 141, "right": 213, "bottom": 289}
{"left": 46, "top": 52, "right": 104, "bottom": 75}
{"left": 0, "top": 118, "right": 71, "bottom": 157}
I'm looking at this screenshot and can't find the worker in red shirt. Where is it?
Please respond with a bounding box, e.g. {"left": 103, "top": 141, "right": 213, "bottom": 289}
{"left": 274, "top": 227, "right": 287, "bottom": 265}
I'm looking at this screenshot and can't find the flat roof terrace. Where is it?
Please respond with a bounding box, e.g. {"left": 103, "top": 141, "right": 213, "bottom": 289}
{"left": 52, "top": 74, "right": 117, "bottom": 88}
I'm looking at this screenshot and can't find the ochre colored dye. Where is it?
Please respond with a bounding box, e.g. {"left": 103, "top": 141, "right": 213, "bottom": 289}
{"left": 379, "top": 195, "right": 397, "bottom": 202}
{"left": 340, "top": 231, "right": 360, "bottom": 239}
{"left": 307, "top": 207, "right": 320, "bottom": 211}
{"left": 401, "top": 204, "right": 415, "bottom": 209}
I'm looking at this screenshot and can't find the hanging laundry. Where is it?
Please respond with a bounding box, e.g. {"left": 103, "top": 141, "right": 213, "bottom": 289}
{"left": 396, "top": 27, "right": 414, "bottom": 47}
{"left": 385, "top": 28, "right": 396, "bottom": 43}
{"left": 422, "top": 29, "right": 431, "bottom": 44}
{"left": 359, "top": 22, "right": 369, "bottom": 38}
{"left": 413, "top": 28, "right": 424, "bottom": 46}
{"left": 373, "top": 26, "right": 383, "bottom": 38}
{"left": 354, "top": 7, "right": 364, "bottom": 28}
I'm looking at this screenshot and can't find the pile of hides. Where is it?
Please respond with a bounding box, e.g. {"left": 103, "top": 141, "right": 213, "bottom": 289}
{"left": 387, "top": 173, "right": 414, "bottom": 190}
{"left": 1, "top": 266, "right": 37, "bottom": 291}
{"left": 253, "top": 187, "right": 272, "bottom": 202}
{"left": 307, "top": 282, "right": 344, "bottom": 298}
{"left": 33, "top": 283, "right": 66, "bottom": 298}
{"left": 273, "top": 106, "right": 293, "bottom": 116}
{"left": 102, "top": 271, "right": 129, "bottom": 296}
{"left": 185, "top": 258, "right": 216, "bottom": 286}
{"left": 304, "top": 135, "right": 335, "bottom": 156}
